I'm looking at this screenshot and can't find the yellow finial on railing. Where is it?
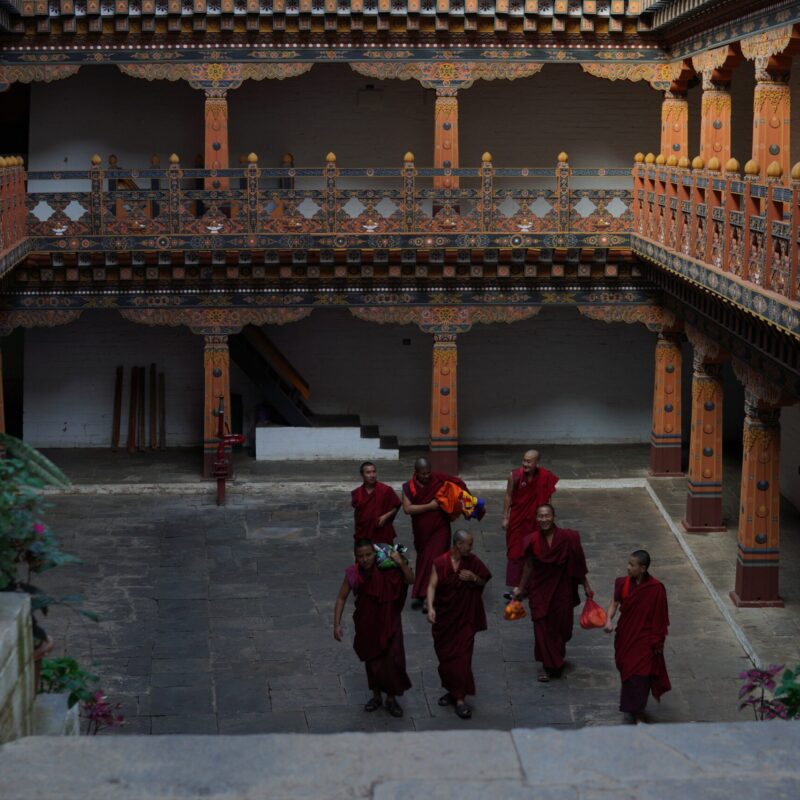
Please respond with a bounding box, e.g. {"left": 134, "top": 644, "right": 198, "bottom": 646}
{"left": 691, "top": 156, "right": 705, "bottom": 170}
{"left": 634, "top": 152, "right": 645, "bottom": 163}
{"left": 644, "top": 153, "right": 655, "bottom": 164}
{"left": 791, "top": 162, "right": 800, "bottom": 181}
{"left": 666, "top": 155, "right": 678, "bottom": 167}
{"left": 482, "top": 152, "right": 493, "bottom": 163}
{"left": 281, "top": 153, "right": 294, "bottom": 166}
{"left": 744, "top": 159, "right": 760, "bottom": 177}
{"left": 766, "top": 161, "right": 783, "bottom": 179}
{"left": 725, "top": 158, "right": 740, "bottom": 174}
{"left": 707, "top": 157, "right": 721, "bottom": 172}
{"left": 91, "top": 154, "right": 102, "bottom": 166}
{"left": 169, "top": 153, "right": 180, "bottom": 165}
{"left": 326, "top": 152, "right": 336, "bottom": 163}
{"left": 151, "top": 154, "right": 161, "bottom": 166}
{"left": 247, "top": 152, "right": 258, "bottom": 164}
{"left": 678, "top": 157, "right": 691, "bottom": 169}
{"left": 0, "top": 157, "right": 6, "bottom": 168}
{"left": 404, "top": 152, "right": 415, "bottom": 163}
{"left": 557, "top": 152, "right": 568, "bottom": 163}
{"left": 655, "top": 154, "right": 666, "bottom": 166}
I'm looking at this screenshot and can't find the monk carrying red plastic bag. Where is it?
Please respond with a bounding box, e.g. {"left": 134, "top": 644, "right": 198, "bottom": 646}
{"left": 579, "top": 592, "right": 607, "bottom": 629}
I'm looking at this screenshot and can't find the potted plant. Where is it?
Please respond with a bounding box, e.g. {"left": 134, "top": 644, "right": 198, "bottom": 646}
{"left": 0, "top": 433, "right": 97, "bottom": 683}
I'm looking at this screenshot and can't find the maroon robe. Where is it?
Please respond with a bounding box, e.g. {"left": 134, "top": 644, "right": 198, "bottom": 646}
{"left": 351, "top": 481, "right": 402, "bottom": 544}
{"left": 613, "top": 574, "right": 671, "bottom": 713}
{"left": 431, "top": 552, "right": 492, "bottom": 701}
{"left": 351, "top": 564, "right": 411, "bottom": 697}
{"left": 506, "top": 466, "right": 559, "bottom": 586}
{"left": 524, "top": 526, "right": 587, "bottom": 672}
{"left": 403, "top": 472, "right": 466, "bottom": 599}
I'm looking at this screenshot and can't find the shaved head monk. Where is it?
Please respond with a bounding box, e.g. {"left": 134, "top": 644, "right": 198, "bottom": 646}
{"left": 401, "top": 457, "right": 468, "bottom": 612}
{"left": 502, "top": 449, "right": 559, "bottom": 588}
{"left": 426, "top": 530, "right": 491, "bottom": 720}
{"left": 604, "top": 550, "right": 671, "bottom": 724}
{"left": 333, "top": 539, "right": 415, "bottom": 718}
{"left": 513, "top": 504, "right": 592, "bottom": 682}
{"left": 351, "top": 462, "right": 402, "bottom": 544}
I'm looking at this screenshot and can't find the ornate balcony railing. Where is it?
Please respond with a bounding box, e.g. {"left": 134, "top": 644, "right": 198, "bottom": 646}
{"left": 0, "top": 157, "right": 28, "bottom": 275}
{"left": 632, "top": 155, "right": 800, "bottom": 335}
{"left": 19, "top": 154, "right": 632, "bottom": 256}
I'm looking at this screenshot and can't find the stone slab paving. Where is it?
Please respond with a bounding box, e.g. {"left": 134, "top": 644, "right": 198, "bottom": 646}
{"left": 1, "top": 723, "right": 799, "bottom": 799}
{"left": 32, "top": 485, "right": 758, "bottom": 735}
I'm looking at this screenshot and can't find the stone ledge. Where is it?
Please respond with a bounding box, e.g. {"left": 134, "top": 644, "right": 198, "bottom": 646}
{"left": 0, "top": 723, "right": 798, "bottom": 800}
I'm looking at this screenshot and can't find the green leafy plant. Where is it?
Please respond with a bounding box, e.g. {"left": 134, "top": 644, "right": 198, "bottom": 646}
{"left": 0, "top": 433, "right": 97, "bottom": 645}
{"left": 739, "top": 663, "right": 800, "bottom": 721}
{"left": 38, "top": 657, "right": 125, "bottom": 734}
{"left": 775, "top": 665, "right": 800, "bottom": 719}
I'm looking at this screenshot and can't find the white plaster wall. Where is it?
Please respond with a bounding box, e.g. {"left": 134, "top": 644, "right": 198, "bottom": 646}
{"left": 23, "top": 312, "right": 205, "bottom": 447}
{"left": 780, "top": 403, "right": 800, "bottom": 512}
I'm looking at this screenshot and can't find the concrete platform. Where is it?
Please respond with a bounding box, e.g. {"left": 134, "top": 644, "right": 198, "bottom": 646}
{"left": 1, "top": 723, "right": 799, "bottom": 799}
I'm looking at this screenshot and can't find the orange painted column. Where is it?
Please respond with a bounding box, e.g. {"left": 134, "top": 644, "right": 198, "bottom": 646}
{"left": 434, "top": 89, "right": 459, "bottom": 190}
{"left": 660, "top": 92, "right": 689, "bottom": 161}
{"left": 683, "top": 356, "right": 725, "bottom": 532}
{"left": 650, "top": 333, "right": 683, "bottom": 476}
{"left": 699, "top": 74, "right": 732, "bottom": 169}
{"left": 731, "top": 402, "right": 783, "bottom": 607}
{"left": 203, "top": 334, "right": 231, "bottom": 478}
{"left": 752, "top": 58, "right": 791, "bottom": 178}
{"left": 204, "top": 91, "right": 230, "bottom": 191}
{"left": 430, "top": 333, "right": 458, "bottom": 474}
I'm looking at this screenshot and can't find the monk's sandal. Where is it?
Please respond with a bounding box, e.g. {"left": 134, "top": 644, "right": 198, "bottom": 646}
{"left": 385, "top": 699, "right": 404, "bottom": 718}
{"left": 364, "top": 697, "right": 382, "bottom": 712}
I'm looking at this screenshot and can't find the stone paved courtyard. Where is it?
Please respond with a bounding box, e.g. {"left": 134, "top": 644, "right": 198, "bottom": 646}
{"left": 37, "top": 485, "right": 757, "bottom": 734}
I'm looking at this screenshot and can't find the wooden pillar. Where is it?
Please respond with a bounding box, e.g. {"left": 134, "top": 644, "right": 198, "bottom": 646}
{"left": 434, "top": 89, "right": 459, "bottom": 190}
{"left": 683, "top": 354, "right": 726, "bottom": 531}
{"left": 752, "top": 56, "right": 791, "bottom": 179}
{"left": 699, "top": 71, "right": 732, "bottom": 169}
{"left": 731, "top": 400, "right": 783, "bottom": 607}
{"left": 650, "top": 332, "right": 683, "bottom": 476}
{"left": 430, "top": 333, "right": 458, "bottom": 474}
{"left": 660, "top": 91, "right": 689, "bottom": 161}
{"left": 203, "top": 334, "right": 231, "bottom": 478}
{"left": 204, "top": 91, "right": 229, "bottom": 191}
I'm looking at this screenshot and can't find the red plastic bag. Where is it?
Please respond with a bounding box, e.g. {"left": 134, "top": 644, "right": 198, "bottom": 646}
{"left": 503, "top": 600, "right": 527, "bottom": 621}
{"left": 579, "top": 593, "right": 607, "bottom": 629}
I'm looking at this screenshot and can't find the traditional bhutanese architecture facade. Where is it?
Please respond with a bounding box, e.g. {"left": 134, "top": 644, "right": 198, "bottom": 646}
{"left": 0, "top": 0, "right": 799, "bottom": 608}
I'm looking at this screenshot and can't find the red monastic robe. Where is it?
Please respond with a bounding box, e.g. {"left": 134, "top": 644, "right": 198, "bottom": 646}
{"left": 613, "top": 575, "right": 671, "bottom": 702}
{"left": 351, "top": 565, "right": 411, "bottom": 697}
{"left": 403, "top": 472, "right": 466, "bottom": 599}
{"left": 524, "top": 526, "right": 587, "bottom": 671}
{"left": 431, "top": 552, "right": 492, "bottom": 700}
{"left": 351, "top": 481, "right": 402, "bottom": 543}
{"left": 506, "top": 467, "right": 559, "bottom": 584}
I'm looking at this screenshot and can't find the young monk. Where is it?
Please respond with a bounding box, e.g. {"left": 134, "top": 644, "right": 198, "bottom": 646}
{"left": 513, "top": 504, "right": 593, "bottom": 682}
{"left": 333, "top": 539, "right": 414, "bottom": 718}
{"left": 351, "top": 461, "right": 402, "bottom": 544}
{"left": 426, "top": 529, "right": 492, "bottom": 720}
{"left": 402, "top": 457, "right": 468, "bottom": 611}
{"left": 604, "top": 549, "right": 671, "bottom": 724}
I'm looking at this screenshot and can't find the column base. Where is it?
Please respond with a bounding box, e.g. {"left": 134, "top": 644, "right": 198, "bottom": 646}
{"left": 430, "top": 449, "right": 458, "bottom": 475}
{"left": 731, "top": 562, "right": 782, "bottom": 607}
{"left": 682, "top": 494, "right": 726, "bottom": 532}
{"left": 729, "top": 591, "right": 784, "bottom": 609}
{"left": 649, "top": 445, "right": 683, "bottom": 476}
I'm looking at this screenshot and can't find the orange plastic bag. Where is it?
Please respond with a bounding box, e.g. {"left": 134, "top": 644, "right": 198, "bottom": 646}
{"left": 503, "top": 600, "right": 527, "bottom": 621}
{"left": 579, "top": 594, "right": 607, "bottom": 629}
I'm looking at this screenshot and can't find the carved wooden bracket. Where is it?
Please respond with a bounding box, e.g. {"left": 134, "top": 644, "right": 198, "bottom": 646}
{"left": 0, "top": 64, "right": 81, "bottom": 92}
{"left": 349, "top": 305, "right": 540, "bottom": 334}
{"left": 0, "top": 309, "right": 82, "bottom": 336}
{"left": 576, "top": 304, "right": 676, "bottom": 333}
{"left": 350, "top": 61, "right": 543, "bottom": 91}
{"left": 119, "top": 307, "right": 312, "bottom": 335}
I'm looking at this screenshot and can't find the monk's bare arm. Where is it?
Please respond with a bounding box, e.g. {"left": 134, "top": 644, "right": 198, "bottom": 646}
{"left": 402, "top": 493, "right": 440, "bottom": 516}
{"left": 502, "top": 473, "right": 514, "bottom": 530}
{"left": 377, "top": 506, "right": 399, "bottom": 528}
{"left": 333, "top": 578, "right": 351, "bottom": 641}
{"left": 458, "top": 568, "right": 487, "bottom": 588}
{"left": 426, "top": 566, "right": 439, "bottom": 624}
{"left": 512, "top": 555, "right": 534, "bottom": 599}
{"left": 389, "top": 548, "right": 415, "bottom": 585}
{"left": 603, "top": 598, "right": 619, "bottom": 633}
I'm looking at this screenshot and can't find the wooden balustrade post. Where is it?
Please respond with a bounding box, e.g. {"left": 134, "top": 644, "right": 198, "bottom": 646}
{"left": 632, "top": 154, "right": 644, "bottom": 235}
{"left": 402, "top": 152, "right": 416, "bottom": 232}
{"left": 204, "top": 90, "right": 230, "bottom": 191}
{"left": 700, "top": 71, "right": 732, "bottom": 169}
{"left": 690, "top": 158, "right": 707, "bottom": 261}
{"left": 480, "top": 152, "right": 494, "bottom": 231}
{"left": 742, "top": 163, "right": 762, "bottom": 286}
{"left": 676, "top": 160, "right": 692, "bottom": 255}
{"left": 752, "top": 56, "right": 791, "bottom": 179}
{"left": 683, "top": 329, "right": 726, "bottom": 532}
{"left": 649, "top": 332, "right": 683, "bottom": 476}
{"left": 722, "top": 161, "right": 742, "bottom": 276}
{"left": 434, "top": 89, "right": 459, "bottom": 191}
{"left": 324, "top": 152, "right": 338, "bottom": 233}
{"left": 88, "top": 154, "right": 104, "bottom": 235}
{"left": 430, "top": 333, "right": 458, "bottom": 475}
{"left": 245, "top": 152, "right": 260, "bottom": 234}
{"left": 665, "top": 159, "right": 680, "bottom": 250}
{"left": 705, "top": 163, "right": 724, "bottom": 268}
{"left": 660, "top": 91, "right": 689, "bottom": 161}
{"left": 766, "top": 174, "right": 789, "bottom": 295}
{"left": 203, "top": 334, "right": 231, "bottom": 479}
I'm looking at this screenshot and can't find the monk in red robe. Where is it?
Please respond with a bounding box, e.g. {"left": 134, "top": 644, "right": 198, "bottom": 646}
{"left": 333, "top": 539, "right": 414, "bottom": 718}
{"left": 351, "top": 461, "right": 401, "bottom": 544}
{"left": 402, "top": 457, "right": 467, "bottom": 610}
{"left": 502, "top": 449, "right": 559, "bottom": 587}
{"left": 427, "top": 529, "right": 491, "bottom": 720}
{"left": 604, "top": 549, "right": 671, "bottom": 724}
{"left": 514, "top": 504, "right": 592, "bottom": 681}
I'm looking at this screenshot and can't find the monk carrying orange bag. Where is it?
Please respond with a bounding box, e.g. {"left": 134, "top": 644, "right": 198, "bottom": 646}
{"left": 579, "top": 592, "right": 607, "bottom": 629}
